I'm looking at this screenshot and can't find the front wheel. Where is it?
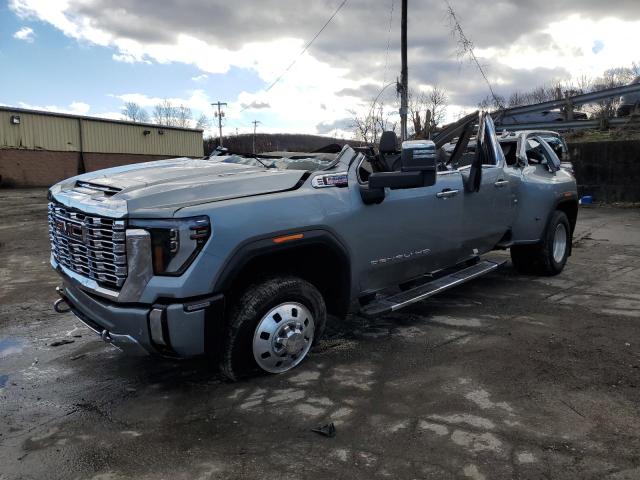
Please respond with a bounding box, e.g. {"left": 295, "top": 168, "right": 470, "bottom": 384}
{"left": 511, "top": 210, "right": 571, "bottom": 276}
{"left": 221, "top": 276, "right": 326, "bottom": 380}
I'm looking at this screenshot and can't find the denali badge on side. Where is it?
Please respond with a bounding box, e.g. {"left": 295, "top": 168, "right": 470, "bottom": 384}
{"left": 371, "top": 248, "right": 431, "bottom": 266}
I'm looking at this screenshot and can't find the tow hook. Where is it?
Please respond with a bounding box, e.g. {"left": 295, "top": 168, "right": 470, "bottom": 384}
{"left": 54, "top": 286, "right": 72, "bottom": 314}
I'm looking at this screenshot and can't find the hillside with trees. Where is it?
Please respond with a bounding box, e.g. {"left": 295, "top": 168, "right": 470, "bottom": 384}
{"left": 203, "top": 133, "right": 361, "bottom": 156}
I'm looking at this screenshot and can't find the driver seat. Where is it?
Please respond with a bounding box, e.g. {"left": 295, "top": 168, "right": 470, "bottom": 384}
{"left": 379, "top": 131, "right": 402, "bottom": 171}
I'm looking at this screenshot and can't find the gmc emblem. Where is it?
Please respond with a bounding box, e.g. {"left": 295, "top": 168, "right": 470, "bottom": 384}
{"left": 55, "top": 219, "right": 84, "bottom": 239}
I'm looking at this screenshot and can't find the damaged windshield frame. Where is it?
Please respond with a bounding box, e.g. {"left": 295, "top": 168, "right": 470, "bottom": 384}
{"left": 207, "top": 144, "right": 354, "bottom": 173}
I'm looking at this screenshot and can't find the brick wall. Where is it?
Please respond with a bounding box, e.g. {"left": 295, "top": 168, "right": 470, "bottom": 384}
{"left": 83, "top": 153, "right": 178, "bottom": 173}
{"left": 0, "top": 149, "right": 79, "bottom": 187}
{"left": 0, "top": 149, "right": 182, "bottom": 187}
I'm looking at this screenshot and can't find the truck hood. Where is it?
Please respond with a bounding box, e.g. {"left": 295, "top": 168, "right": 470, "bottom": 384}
{"left": 50, "top": 157, "right": 308, "bottom": 218}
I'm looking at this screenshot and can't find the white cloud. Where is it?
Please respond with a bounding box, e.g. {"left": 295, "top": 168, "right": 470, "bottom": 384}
{"left": 8, "top": 0, "right": 376, "bottom": 135}
{"left": 112, "top": 53, "right": 133, "bottom": 63}
{"left": 9, "top": 0, "right": 640, "bottom": 136}
{"left": 114, "top": 90, "right": 212, "bottom": 112}
{"left": 10, "top": 0, "right": 111, "bottom": 46}
{"left": 92, "top": 111, "right": 126, "bottom": 121}
{"left": 69, "top": 101, "right": 91, "bottom": 115}
{"left": 477, "top": 15, "right": 640, "bottom": 80}
{"left": 13, "top": 26, "right": 35, "bottom": 42}
{"left": 15, "top": 100, "right": 91, "bottom": 115}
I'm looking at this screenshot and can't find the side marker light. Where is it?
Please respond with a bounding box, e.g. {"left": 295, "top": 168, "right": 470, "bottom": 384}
{"left": 273, "top": 233, "right": 304, "bottom": 244}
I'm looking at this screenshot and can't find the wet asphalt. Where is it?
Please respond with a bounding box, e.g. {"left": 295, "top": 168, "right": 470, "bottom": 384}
{"left": 1, "top": 189, "right": 640, "bottom": 480}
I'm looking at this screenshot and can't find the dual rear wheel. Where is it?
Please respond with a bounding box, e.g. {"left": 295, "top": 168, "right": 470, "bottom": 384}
{"left": 510, "top": 210, "right": 572, "bottom": 276}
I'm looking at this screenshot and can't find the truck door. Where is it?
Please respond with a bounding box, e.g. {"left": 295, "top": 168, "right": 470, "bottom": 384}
{"left": 459, "top": 115, "right": 516, "bottom": 256}
{"left": 348, "top": 157, "right": 465, "bottom": 294}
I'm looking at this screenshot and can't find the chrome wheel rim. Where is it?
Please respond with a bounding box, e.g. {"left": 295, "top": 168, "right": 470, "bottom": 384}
{"left": 553, "top": 223, "right": 568, "bottom": 263}
{"left": 252, "top": 302, "right": 315, "bottom": 374}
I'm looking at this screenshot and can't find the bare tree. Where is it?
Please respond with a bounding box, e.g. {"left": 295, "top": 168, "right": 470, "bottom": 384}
{"left": 478, "top": 94, "right": 506, "bottom": 112}
{"left": 572, "top": 75, "right": 592, "bottom": 95}
{"left": 587, "top": 67, "right": 636, "bottom": 118}
{"left": 195, "top": 113, "right": 210, "bottom": 130}
{"left": 409, "top": 86, "right": 448, "bottom": 139}
{"left": 153, "top": 99, "right": 178, "bottom": 126}
{"left": 504, "top": 78, "right": 589, "bottom": 110}
{"left": 175, "top": 104, "right": 192, "bottom": 128}
{"left": 350, "top": 109, "right": 374, "bottom": 145}
{"left": 478, "top": 62, "right": 640, "bottom": 120}
{"left": 350, "top": 101, "right": 397, "bottom": 146}
{"left": 121, "top": 102, "right": 149, "bottom": 122}
{"left": 507, "top": 91, "right": 525, "bottom": 108}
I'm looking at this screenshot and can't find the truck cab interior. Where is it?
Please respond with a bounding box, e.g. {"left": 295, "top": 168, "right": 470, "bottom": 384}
{"left": 358, "top": 112, "right": 500, "bottom": 187}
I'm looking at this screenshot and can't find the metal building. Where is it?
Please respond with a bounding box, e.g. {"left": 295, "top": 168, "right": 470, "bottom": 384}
{"left": 0, "top": 106, "right": 204, "bottom": 187}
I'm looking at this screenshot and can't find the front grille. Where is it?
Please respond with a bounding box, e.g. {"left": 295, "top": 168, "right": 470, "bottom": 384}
{"left": 48, "top": 202, "right": 127, "bottom": 290}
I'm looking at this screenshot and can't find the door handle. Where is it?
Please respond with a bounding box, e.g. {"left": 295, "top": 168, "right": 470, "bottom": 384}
{"left": 494, "top": 180, "right": 509, "bottom": 188}
{"left": 436, "top": 189, "right": 459, "bottom": 199}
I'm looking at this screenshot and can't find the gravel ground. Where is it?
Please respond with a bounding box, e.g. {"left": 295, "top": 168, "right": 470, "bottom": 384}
{"left": 1, "top": 189, "right": 639, "bottom": 480}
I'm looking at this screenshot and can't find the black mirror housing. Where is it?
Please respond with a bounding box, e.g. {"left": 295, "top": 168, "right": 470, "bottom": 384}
{"left": 400, "top": 140, "right": 437, "bottom": 187}
{"left": 367, "top": 140, "right": 438, "bottom": 191}
{"left": 369, "top": 171, "right": 426, "bottom": 190}
{"left": 361, "top": 140, "right": 439, "bottom": 205}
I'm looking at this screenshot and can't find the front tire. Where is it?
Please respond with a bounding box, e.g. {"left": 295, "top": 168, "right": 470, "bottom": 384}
{"left": 221, "top": 276, "right": 326, "bottom": 380}
{"left": 510, "top": 211, "right": 571, "bottom": 276}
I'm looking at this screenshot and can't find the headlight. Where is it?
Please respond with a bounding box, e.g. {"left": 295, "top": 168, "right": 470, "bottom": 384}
{"left": 129, "top": 216, "right": 211, "bottom": 276}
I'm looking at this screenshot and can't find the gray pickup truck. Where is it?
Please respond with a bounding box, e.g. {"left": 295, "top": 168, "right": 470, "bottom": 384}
{"left": 50, "top": 113, "right": 578, "bottom": 379}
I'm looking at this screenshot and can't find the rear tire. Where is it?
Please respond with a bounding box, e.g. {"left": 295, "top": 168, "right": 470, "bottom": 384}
{"left": 221, "top": 276, "right": 326, "bottom": 381}
{"left": 510, "top": 210, "right": 571, "bottom": 276}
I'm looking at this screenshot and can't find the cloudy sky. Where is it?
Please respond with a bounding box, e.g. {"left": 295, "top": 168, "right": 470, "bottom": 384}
{"left": 1, "top": 0, "right": 639, "bottom": 137}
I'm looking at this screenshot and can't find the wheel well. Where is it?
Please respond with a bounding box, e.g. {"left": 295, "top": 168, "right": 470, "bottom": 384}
{"left": 224, "top": 243, "right": 351, "bottom": 318}
{"left": 556, "top": 200, "right": 578, "bottom": 234}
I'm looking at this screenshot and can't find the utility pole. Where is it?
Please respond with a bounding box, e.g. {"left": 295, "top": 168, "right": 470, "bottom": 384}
{"left": 212, "top": 101, "right": 227, "bottom": 147}
{"left": 252, "top": 120, "right": 261, "bottom": 154}
{"left": 399, "top": 0, "right": 409, "bottom": 141}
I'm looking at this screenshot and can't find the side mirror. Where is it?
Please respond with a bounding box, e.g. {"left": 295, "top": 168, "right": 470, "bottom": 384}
{"left": 361, "top": 140, "right": 437, "bottom": 205}
{"left": 368, "top": 140, "right": 437, "bottom": 190}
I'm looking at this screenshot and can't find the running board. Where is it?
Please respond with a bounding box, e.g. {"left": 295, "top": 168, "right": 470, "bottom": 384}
{"left": 360, "top": 259, "right": 506, "bottom": 318}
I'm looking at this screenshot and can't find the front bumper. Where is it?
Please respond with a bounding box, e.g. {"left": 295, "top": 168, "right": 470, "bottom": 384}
{"left": 57, "top": 279, "right": 224, "bottom": 358}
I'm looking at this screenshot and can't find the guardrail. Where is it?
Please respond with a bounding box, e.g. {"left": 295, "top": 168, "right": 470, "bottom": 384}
{"left": 496, "top": 117, "right": 640, "bottom": 132}
{"left": 433, "top": 82, "right": 640, "bottom": 145}
{"left": 494, "top": 83, "right": 640, "bottom": 120}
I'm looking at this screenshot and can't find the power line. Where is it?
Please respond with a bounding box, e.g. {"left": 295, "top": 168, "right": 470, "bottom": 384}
{"left": 239, "top": 0, "right": 349, "bottom": 114}
{"left": 226, "top": 118, "right": 252, "bottom": 129}
{"left": 443, "top": 0, "right": 503, "bottom": 109}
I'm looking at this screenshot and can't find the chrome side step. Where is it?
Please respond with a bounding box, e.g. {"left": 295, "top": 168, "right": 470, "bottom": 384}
{"left": 360, "top": 259, "right": 506, "bottom": 318}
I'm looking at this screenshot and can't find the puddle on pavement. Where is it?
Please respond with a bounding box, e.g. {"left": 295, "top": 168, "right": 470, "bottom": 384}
{"left": 0, "top": 337, "right": 26, "bottom": 358}
{"left": 0, "top": 374, "right": 8, "bottom": 388}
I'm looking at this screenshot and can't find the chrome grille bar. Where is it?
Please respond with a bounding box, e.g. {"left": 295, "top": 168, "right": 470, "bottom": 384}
{"left": 48, "top": 202, "right": 127, "bottom": 290}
